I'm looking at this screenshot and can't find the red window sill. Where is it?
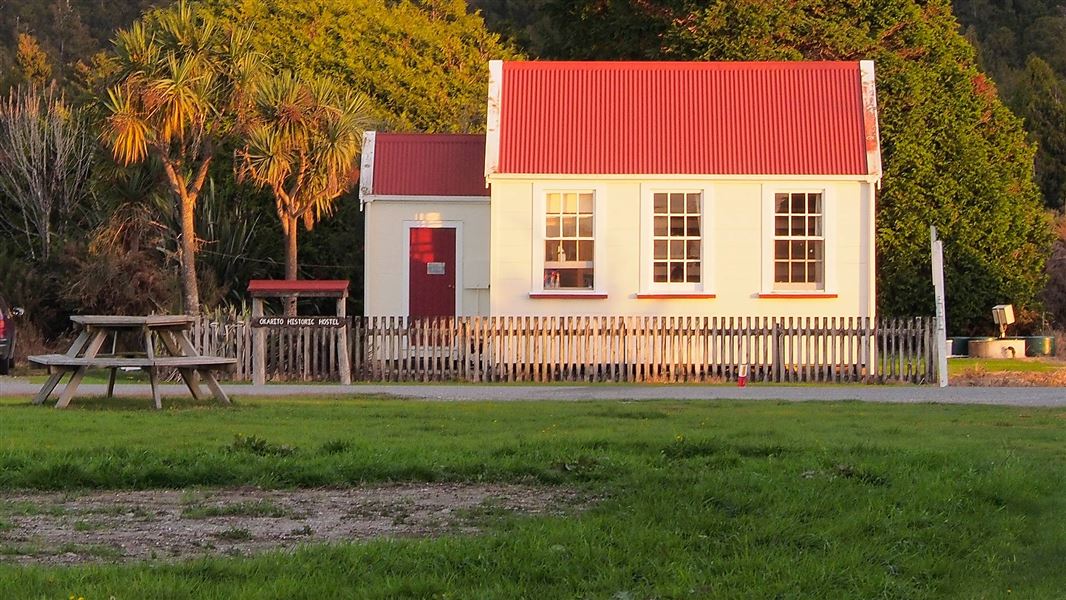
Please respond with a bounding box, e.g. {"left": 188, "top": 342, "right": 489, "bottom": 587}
{"left": 635, "top": 294, "right": 716, "bottom": 299}
{"left": 529, "top": 292, "right": 608, "bottom": 299}
{"left": 758, "top": 293, "right": 838, "bottom": 299}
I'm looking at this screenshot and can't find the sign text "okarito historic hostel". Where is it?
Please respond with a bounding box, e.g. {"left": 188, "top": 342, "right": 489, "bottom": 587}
{"left": 251, "top": 316, "right": 351, "bottom": 328}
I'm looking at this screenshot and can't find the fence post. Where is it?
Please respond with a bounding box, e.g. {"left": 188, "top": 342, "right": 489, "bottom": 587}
{"left": 251, "top": 298, "right": 265, "bottom": 386}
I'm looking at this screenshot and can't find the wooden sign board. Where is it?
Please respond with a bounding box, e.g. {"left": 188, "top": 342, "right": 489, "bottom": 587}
{"left": 252, "top": 316, "right": 351, "bottom": 328}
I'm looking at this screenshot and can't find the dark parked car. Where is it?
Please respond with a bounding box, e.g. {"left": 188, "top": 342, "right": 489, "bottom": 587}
{"left": 0, "top": 296, "right": 23, "bottom": 375}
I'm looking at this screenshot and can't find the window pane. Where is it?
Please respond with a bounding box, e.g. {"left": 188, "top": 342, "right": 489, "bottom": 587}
{"left": 670, "top": 193, "right": 684, "bottom": 213}
{"left": 550, "top": 242, "right": 565, "bottom": 262}
{"left": 775, "top": 240, "right": 788, "bottom": 259}
{"left": 775, "top": 193, "right": 789, "bottom": 213}
{"left": 654, "top": 240, "right": 667, "bottom": 260}
{"left": 791, "top": 240, "right": 806, "bottom": 260}
{"left": 562, "top": 240, "right": 577, "bottom": 262}
{"left": 809, "top": 240, "right": 824, "bottom": 260}
{"left": 653, "top": 193, "right": 668, "bottom": 214}
{"left": 811, "top": 261, "right": 823, "bottom": 285}
{"left": 791, "top": 216, "right": 804, "bottom": 236}
{"left": 775, "top": 261, "right": 789, "bottom": 282}
{"left": 558, "top": 268, "right": 580, "bottom": 288}
{"left": 547, "top": 193, "right": 561, "bottom": 214}
{"left": 670, "top": 263, "right": 685, "bottom": 283}
{"left": 670, "top": 240, "right": 684, "bottom": 259}
{"left": 686, "top": 240, "right": 700, "bottom": 259}
{"left": 791, "top": 193, "right": 805, "bottom": 213}
{"left": 807, "top": 216, "right": 821, "bottom": 237}
{"left": 775, "top": 216, "right": 789, "bottom": 236}
{"left": 560, "top": 216, "right": 575, "bottom": 237}
{"left": 546, "top": 216, "right": 560, "bottom": 238}
{"left": 546, "top": 242, "right": 556, "bottom": 262}
{"left": 578, "top": 216, "right": 593, "bottom": 237}
{"left": 687, "top": 261, "right": 700, "bottom": 283}
{"left": 687, "top": 193, "right": 701, "bottom": 214}
{"left": 579, "top": 193, "right": 593, "bottom": 214}
{"left": 686, "top": 216, "right": 700, "bottom": 236}
{"left": 670, "top": 216, "right": 685, "bottom": 236}
{"left": 564, "top": 193, "right": 578, "bottom": 213}
{"left": 578, "top": 240, "right": 594, "bottom": 261}
{"left": 807, "top": 193, "right": 822, "bottom": 214}
{"left": 654, "top": 262, "right": 668, "bottom": 282}
{"left": 791, "top": 261, "right": 806, "bottom": 282}
{"left": 654, "top": 216, "right": 668, "bottom": 236}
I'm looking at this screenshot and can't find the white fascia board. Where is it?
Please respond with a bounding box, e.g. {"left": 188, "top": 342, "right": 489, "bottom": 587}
{"left": 484, "top": 60, "right": 503, "bottom": 182}
{"left": 359, "top": 131, "right": 377, "bottom": 209}
{"left": 859, "top": 60, "right": 883, "bottom": 186}
{"left": 487, "top": 173, "right": 880, "bottom": 183}
{"left": 361, "top": 194, "right": 490, "bottom": 203}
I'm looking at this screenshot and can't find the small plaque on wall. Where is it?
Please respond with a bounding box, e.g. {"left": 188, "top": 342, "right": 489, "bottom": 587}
{"left": 427, "top": 262, "right": 446, "bottom": 275}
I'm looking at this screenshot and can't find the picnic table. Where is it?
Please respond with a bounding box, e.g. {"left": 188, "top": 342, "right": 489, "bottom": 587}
{"left": 28, "top": 315, "right": 236, "bottom": 409}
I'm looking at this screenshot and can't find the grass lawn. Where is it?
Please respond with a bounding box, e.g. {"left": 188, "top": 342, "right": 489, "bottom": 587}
{"left": 0, "top": 395, "right": 1063, "bottom": 598}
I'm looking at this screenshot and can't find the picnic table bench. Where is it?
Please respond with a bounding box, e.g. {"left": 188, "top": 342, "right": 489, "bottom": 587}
{"left": 28, "top": 315, "right": 236, "bottom": 409}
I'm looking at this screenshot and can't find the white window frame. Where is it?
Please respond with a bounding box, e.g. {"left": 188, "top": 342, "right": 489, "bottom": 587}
{"left": 760, "top": 185, "right": 836, "bottom": 295}
{"left": 640, "top": 183, "right": 714, "bottom": 295}
{"left": 531, "top": 183, "right": 606, "bottom": 295}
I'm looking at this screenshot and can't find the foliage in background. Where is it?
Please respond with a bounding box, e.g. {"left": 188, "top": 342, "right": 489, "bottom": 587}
{"left": 0, "top": 83, "right": 95, "bottom": 260}
{"left": 235, "top": 71, "right": 374, "bottom": 298}
{"left": 198, "top": 0, "right": 521, "bottom": 132}
{"left": 497, "top": 0, "right": 1053, "bottom": 333}
{"left": 99, "top": 0, "right": 268, "bottom": 315}
{"left": 952, "top": 0, "right": 1066, "bottom": 210}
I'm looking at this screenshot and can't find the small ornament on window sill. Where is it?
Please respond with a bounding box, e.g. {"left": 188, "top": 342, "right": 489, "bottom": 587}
{"left": 556, "top": 244, "right": 566, "bottom": 262}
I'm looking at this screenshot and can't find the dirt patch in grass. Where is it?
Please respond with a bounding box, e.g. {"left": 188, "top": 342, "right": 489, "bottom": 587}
{"left": 0, "top": 484, "right": 587, "bottom": 565}
{"left": 951, "top": 368, "right": 1066, "bottom": 387}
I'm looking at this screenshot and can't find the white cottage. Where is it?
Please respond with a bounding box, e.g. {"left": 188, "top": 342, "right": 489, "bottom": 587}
{"left": 364, "top": 60, "right": 882, "bottom": 321}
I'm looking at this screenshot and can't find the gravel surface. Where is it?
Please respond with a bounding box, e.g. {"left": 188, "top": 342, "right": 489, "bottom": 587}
{"left": 0, "top": 484, "right": 585, "bottom": 565}
{"left": 2, "top": 378, "right": 1065, "bottom": 406}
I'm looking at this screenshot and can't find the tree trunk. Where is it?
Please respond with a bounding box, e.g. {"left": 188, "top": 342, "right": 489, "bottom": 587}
{"left": 284, "top": 214, "right": 298, "bottom": 316}
{"left": 179, "top": 195, "right": 201, "bottom": 316}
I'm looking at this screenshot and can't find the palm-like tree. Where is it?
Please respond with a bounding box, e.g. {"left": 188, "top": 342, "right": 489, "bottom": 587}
{"left": 236, "top": 71, "right": 373, "bottom": 311}
{"left": 100, "top": 1, "right": 265, "bottom": 315}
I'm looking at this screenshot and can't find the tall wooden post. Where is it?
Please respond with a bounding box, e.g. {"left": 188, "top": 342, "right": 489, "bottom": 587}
{"left": 337, "top": 294, "right": 351, "bottom": 385}
{"left": 930, "top": 226, "right": 948, "bottom": 387}
{"left": 252, "top": 297, "right": 266, "bottom": 386}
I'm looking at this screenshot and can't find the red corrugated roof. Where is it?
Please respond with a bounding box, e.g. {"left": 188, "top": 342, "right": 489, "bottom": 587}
{"left": 371, "top": 133, "right": 488, "bottom": 196}
{"left": 494, "top": 61, "right": 874, "bottom": 176}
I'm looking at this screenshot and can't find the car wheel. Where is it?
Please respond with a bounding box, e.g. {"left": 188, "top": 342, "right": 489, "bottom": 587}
{"left": 0, "top": 358, "right": 8, "bottom": 376}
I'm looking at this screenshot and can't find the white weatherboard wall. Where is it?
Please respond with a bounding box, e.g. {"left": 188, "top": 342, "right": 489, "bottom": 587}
{"left": 364, "top": 199, "right": 490, "bottom": 317}
{"left": 489, "top": 177, "right": 876, "bottom": 318}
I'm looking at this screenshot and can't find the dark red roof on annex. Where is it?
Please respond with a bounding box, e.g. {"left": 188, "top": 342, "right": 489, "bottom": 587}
{"left": 494, "top": 61, "right": 876, "bottom": 176}
{"left": 370, "top": 133, "right": 488, "bottom": 196}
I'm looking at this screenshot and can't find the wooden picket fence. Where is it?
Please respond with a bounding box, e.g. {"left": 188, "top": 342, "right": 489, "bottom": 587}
{"left": 189, "top": 314, "right": 937, "bottom": 384}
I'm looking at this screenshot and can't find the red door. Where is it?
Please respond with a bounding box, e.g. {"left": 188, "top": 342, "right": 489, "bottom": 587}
{"left": 409, "top": 227, "right": 456, "bottom": 318}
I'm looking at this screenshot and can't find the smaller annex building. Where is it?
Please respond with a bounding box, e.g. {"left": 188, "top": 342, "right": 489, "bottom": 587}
{"left": 360, "top": 133, "right": 489, "bottom": 318}
{"left": 363, "top": 60, "right": 882, "bottom": 321}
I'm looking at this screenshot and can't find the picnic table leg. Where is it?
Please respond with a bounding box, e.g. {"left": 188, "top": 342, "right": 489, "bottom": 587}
{"left": 156, "top": 331, "right": 204, "bottom": 400}
{"left": 32, "top": 369, "right": 68, "bottom": 405}
{"left": 33, "top": 329, "right": 94, "bottom": 405}
{"left": 147, "top": 367, "right": 162, "bottom": 410}
{"left": 199, "top": 370, "right": 231, "bottom": 406}
{"left": 177, "top": 368, "right": 204, "bottom": 401}
{"left": 106, "top": 368, "right": 117, "bottom": 398}
{"left": 54, "top": 330, "right": 109, "bottom": 409}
